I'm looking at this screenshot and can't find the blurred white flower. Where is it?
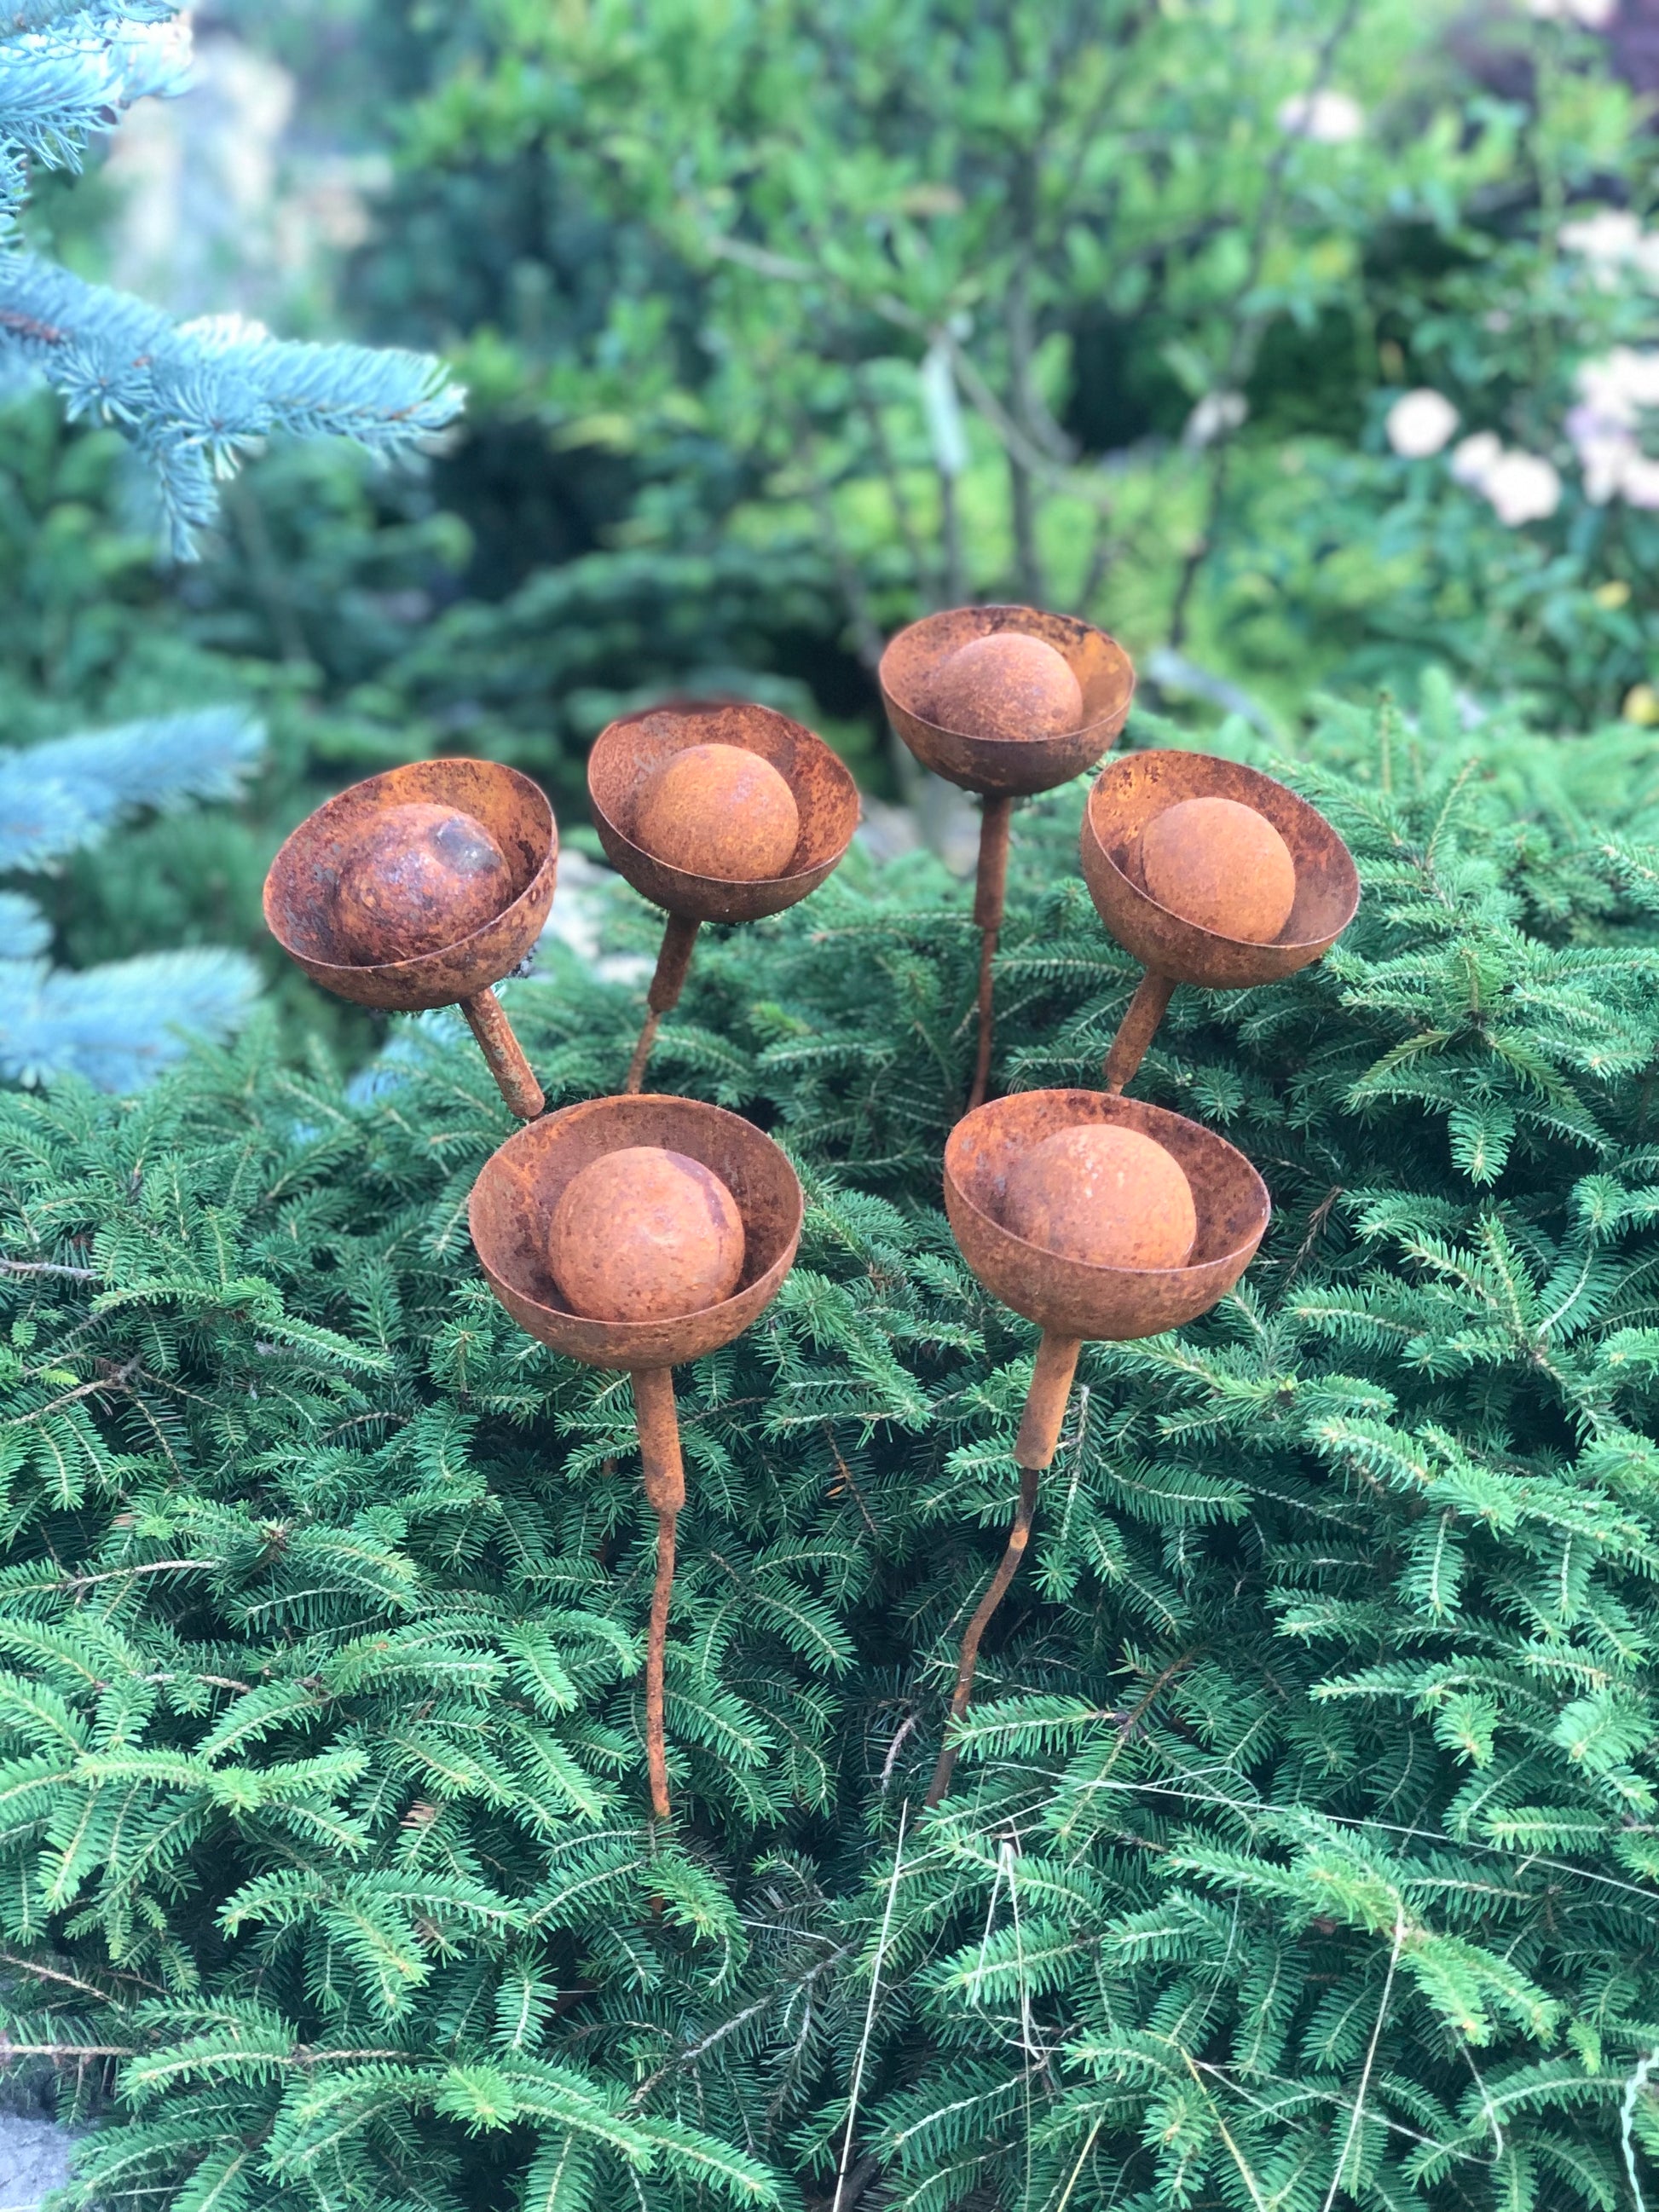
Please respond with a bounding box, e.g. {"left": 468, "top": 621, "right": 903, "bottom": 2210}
{"left": 1575, "top": 348, "right": 1659, "bottom": 424}
{"left": 1526, "top": 0, "right": 1616, "bottom": 23}
{"left": 1449, "top": 432, "right": 1502, "bottom": 488}
{"left": 1385, "top": 389, "right": 1459, "bottom": 458}
{"left": 1558, "top": 208, "right": 1659, "bottom": 289}
{"left": 1617, "top": 453, "right": 1659, "bottom": 509}
{"left": 1276, "top": 90, "right": 1364, "bottom": 142}
{"left": 1567, "top": 407, "right": 1634, "bottom": 502}
{"left": 1483, "top": 451, "right": 1563, "bottom": 526}
{"left": 1560, "top": 208, "right": 1641, "bottom": 262}
{"left": 1182, "top": 391, "right": 1247, "bottom": 449}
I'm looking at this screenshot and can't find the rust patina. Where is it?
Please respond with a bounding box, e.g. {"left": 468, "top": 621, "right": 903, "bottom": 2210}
{"left": 1081, "top": 749, "right": 1359, "bottom": 1095}
{"left": 879, "top": 603, "right": 1136, "bottom": 1112}
{"left": 549, "top": 1145, "right": 747, "bottom": 1325}
{"left": 633, "top": 742, "right": 802, "bottom": 883}
{"left": 927, "top": 1085, "right": 1269, "bottom": 1805}
{"left": 263, "top": 758, "right": 557, "bottom": 1119}
{"left": 588, "top": 702, "right": 859, "bottom": 1092}
{"left": 921, "top": 631, "right": 1084, "bottom": 746}
{"left": 469, "top": 1094, "right": 803, "bottom": 1817}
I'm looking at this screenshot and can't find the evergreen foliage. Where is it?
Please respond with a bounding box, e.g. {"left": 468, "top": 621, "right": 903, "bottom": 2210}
{"left": 0, "top": 708, "right": 263, "bottom": 1092}
{"left": 0, "top": 5, "right": 464, "bottom": 555}
{"left": 1, "top": 689, "right": 1657, "bottom": 2208}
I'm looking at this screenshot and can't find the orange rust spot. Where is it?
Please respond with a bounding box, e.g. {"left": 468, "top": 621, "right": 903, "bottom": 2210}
{"left": 331, "top": 801, "right": 513, "bottom": 963}
{"left": 551, "top": 1146, "right": 745, "bottom": 1324}
{"left": 1003, "top": 1123, "right": 1195, "bottom": 1271}
{"left": 1138, "top": 795, "right": 1296, "bottom": 944}
{"left": 633, "top": 742, "right": 800, "bottom": 881}
{"left": 921, "top": 632, "right": 1083, "bottom": 742}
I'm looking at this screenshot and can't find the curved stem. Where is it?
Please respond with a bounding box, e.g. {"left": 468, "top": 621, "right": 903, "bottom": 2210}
{"left": 925, "top": 1332, "right": 1079, "bottom": 1807}
{"left": 968, "top": 794, "right": 1014, "bottom": 1112}
{"left": 632, "top": 1367, "right": 685, "bottom": 1818}
{"left": 460, "top": 988, "right": 544, "bottom": 1119}
{"left": 646, "top": 1505, "right": 677, "bottom": 1820}
{"left": 925, "top": 1465, "right": 1040, "bottom": 1808}
{"left": 625, "top": 914, "right": 702, "bottom": 1094}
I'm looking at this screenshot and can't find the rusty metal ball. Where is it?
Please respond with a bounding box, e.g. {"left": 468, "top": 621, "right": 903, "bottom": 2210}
{"left": 633, "top": 742, "right": 801, "bottom": 881}
{"left": 330, "top": 801, "right": 516, "bottom": 964}
{"left": 920, "top": 632, "right": 1084, "bottom": 742}
{"left": 1003, "top": 1123, "right": 1196, "bottom": 1271}
{"left": 549, "top": 1146, "right": 746, "bottom": 1324}
{"left": 1138, "top": 795, "right": 1297, "bottom": 944}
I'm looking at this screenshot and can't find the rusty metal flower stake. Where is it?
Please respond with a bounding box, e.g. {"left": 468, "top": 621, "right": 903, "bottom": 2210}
{"left": 264, "top": 759, "right": 558, "bottom": 1119}
{"left": 930, "top": 1086, "right": 1269, "bottom": 1805}
{"left": 880, "top": 606, "right": 1135, "bottom": 1112}
{"left": 1081, "top": 749, "right": 1359, "bottom": 1096}
{"left": 587, "top": 703, "right": 859, "bottom": 1093}
{"left": 468, "top": 1094, "right": 803, "bottom": 1817}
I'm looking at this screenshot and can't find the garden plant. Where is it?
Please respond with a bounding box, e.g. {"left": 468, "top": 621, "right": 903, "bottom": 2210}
{"left": 3, "top": 2, "right": 1659, "bottom": 2209}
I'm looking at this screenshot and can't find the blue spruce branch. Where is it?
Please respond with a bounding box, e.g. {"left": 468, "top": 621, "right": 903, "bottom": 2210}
{"left": 0, "top": 707, "right": 264, "bottom": 1087}
{"left": 0, "top": 5, "right": 465, "bottom": 549}
{"left": 0, "top": 262, "right": 466, "bottom": 554}
{"left": 0, "top": 943, "right": 257, "bottom": 1089}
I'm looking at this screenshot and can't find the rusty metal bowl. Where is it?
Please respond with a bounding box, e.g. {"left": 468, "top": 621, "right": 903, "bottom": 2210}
{"left": 264, "top": 759, "right": 558, "bottom": 1012}
{"left": 945, "top": 1088, "right": 1269, "bottom": 1343}
{"left": 879, "top": 605, "right": 1135, "bottom": 798}
{"left": 468, "top": 1094, "right": 804, "bottom": 1372}
{"left": 1080, "top": 749, "right": 1358, "bottom": 991}
{"left": 588, "top": 702, "right": 859, "bottom": 927}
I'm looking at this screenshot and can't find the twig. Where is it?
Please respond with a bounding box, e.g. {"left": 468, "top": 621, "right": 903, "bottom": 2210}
{"left": 831, "top": 1802, "right": 908, "bottom": 2212}
{"left": 1321, "top": 1906, "right": 1406, "bottom": 2212}
{"left": 0, "top": 1259, "right": 98, "bottom": 1281}
{"left": 1621, "top": 2042, "right": 1659, "bottom": 2212}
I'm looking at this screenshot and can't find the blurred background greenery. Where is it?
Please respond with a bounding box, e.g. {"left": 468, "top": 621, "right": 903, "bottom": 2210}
{"left": 9, "top": 0, "right": 1659, "bottom": 1064}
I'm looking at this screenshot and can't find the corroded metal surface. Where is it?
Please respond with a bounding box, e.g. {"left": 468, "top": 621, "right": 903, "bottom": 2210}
{"left": 468, "top": 1094, "right": 803, "bottom": 1371}
{"left": 1080, "top": 749, "right": 1358, "bottom": 991}
{"left": 945, "top": 1088, "right": 1269, "bottom": 1343}
{"left": 880, "top": 604, "right": 1134, "bottom": 798}
{"left": 588, "top": 702, "right": 859, "bottom": 926}
{"left": 550, "top": 1145, "right": 746, "bottom": 1323}
{"left": 264, "top": 759, "right": 557, "bottom": 1012}
{"left": 460, "top": 988, "right": 546, "bottom": 1121}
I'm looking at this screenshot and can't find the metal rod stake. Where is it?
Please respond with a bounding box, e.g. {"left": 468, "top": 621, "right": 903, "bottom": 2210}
{"left": 633, "top": 1366, "right": 685, "bottom": 1817}
{"left": 926, "top": 1330, "right": 1079, "bottom": 1806}
{"left": 460, "top": 987, "right": 545, "bottom": 1119}
{"left": 626, "top": 914, "right": 702, "bottom": 1094}
{"left": 1103, "top": 969, "right": 1176, "bottom": 1095}
{"left": 968, "top": 794, "right": 1014, "bottom": 1112}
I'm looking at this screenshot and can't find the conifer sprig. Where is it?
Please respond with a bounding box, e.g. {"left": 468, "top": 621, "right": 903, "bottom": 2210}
{"left": 2, "top": 684, "right": 1658, "bottom": 2206}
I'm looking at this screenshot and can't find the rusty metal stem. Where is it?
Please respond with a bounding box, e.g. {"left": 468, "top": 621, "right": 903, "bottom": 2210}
{"left": 926, "top": 1463, "right": 1042, "bottom": 1809}
{"left": 1014, "top": 1331, "right": 1082, "bottom": 1472}
{"left": 968, "top": 794, "right": 1014, "bottom": 1112}
{"left": 926, "top": 1331, "right": 1078, "bottom": 1807}
{"left": 645, "top": 1507, "right": 677, "bottom": 1820}
{"left": 626, "top": 914, "right": 702, "bottom": 1094}
{"left": 1103, "top": 969, "right": 1176, "bottom": 1095}
{"left": 633, "top": 1366, "right": 685, "bottom": 1818}
{"left": 460, "top": 987, "right": 544, "bottom": 1119}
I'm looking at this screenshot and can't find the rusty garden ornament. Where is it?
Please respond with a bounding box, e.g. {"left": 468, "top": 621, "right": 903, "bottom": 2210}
{"left": 930, "top": 1085, "right": 1269, "bottom": 1805}
{"left": 264, "top": 759, "right": 557, "bottom": 1120}
{"left": 1082, "top": 749, "right": 1359, "bottom": 1096}
{"left": 468, "top": 1093, "right": 804, "bottom": 1818}
{"left": 880, "top": 606, "right": 1136, "bottom": 1112}
{"left": 587, "top": 703, "right": 860, "bottom": 1093}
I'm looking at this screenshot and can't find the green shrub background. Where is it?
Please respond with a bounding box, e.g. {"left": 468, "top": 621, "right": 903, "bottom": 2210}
{"left": 3, "top": 690, "right": 1659, "bottom": 2208}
